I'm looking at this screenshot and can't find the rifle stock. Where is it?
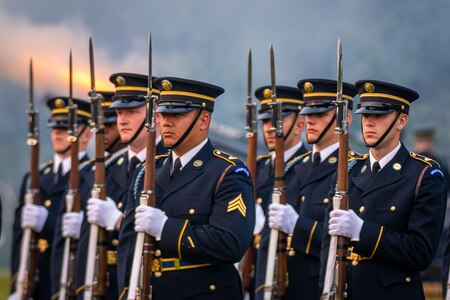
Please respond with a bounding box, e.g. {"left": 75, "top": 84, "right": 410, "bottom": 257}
{"left": 84, "top": 37, "right": 108, "bottom": 300}
{"left": 321, "top": 38, "right": 349, "bottom": 300}
{"left": 59, "top": 51, "right": 81, "bottom": 300}
{"left": 16, "top": 58, "right": 40, "bottom": 300}
{"left": 264, "top": 45, "right": 288, "bottom": 299}
{"left": 127, "top": 32, "right": 157, "bottom": 300}
{"left": 241, "top": 48, "right": 257, "bottom": 294}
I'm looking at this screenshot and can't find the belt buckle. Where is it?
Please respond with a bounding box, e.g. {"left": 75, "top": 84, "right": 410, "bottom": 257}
{"left": 107, "top": 250, "right": 117, "bottom": 265}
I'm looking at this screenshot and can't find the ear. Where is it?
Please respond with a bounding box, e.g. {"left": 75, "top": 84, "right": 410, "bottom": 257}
{"left": 347, "top": 112, "right": 353, "bottom": 126}
{"left": 293, "top": 115, "right": 305, "bottom": 135}
{"left": 199, "top": 111, "right": 211, "bottom": 131}
{"left": 397, "top": 113, "right": 408, "bottom": 130}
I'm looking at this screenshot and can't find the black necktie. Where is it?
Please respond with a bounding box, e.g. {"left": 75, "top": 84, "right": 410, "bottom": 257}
{"left": 372, "top": 161, "right": 381, "bottom": 178}
{"left": 54, "top": 162, "right": 63, "bottom": 184}
{"left": 129, "top": 156, "right": 140, "bottom": 178}
{"left": 313, "top": 151, "right": 321, "bottom": 165}
{"left": 171, "top": 157, "right": 182, "bottom": 179}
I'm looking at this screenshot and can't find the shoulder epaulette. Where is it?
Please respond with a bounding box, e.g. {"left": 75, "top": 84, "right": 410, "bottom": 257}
{"left": 284, "top": 151, "right": 311, "bottom": 173}
{"left": 106, "top": 151, "right": 127, "bottom": 168}
{"left": 257, "top": 153, "right": 272, "bottom": 161}
{"left": 79, "top": 159, "right": 95, "bottom": 171}
{"left": 348, "top": 151, "right": 369, "bottom": 162}
{"left": 39, "top": 160, "right": 53, "bottom": 171}
{"left": 213, "top": 149, "right": 241, "bottom": 166}
{"left": 410, "top": 151, "right": 440, "bottom": 168}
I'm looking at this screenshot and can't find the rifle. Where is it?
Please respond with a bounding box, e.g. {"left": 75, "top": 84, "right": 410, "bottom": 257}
{"left": 59, "top": 51, "right": 81, "bottom": 300}
{"left": 264, "top": 44, "right": 288, "bottom": 300}
{"left": 127, "top": 32, "right": 158, "bottom": 300}
{"left": 321, "top": 37, "right": 349, "bottom": 300}
{"left": 16, "top": 58, "right": 40, "bottom": 300}
{"left": 241, "top": 48, "right": 257, "bottom": 295}
{"left": 84, "top": 37, "right": 108, "bottom": 300}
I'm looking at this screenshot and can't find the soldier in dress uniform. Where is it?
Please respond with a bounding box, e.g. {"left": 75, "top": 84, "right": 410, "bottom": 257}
{"left": 52, "top": 91, "right": 125, "bottom": 299}
{"left": 79, "top": 73, "right": 165, "bottom": 297}
{"left": 251, "top": 85, "right": 307, "bottom": 298}
{"left": 119, "top": 76, "right": 255, "bottom": 299}
{"left": 322, "top": 80, "right": 447, "bottom": 300}
{"left": 10, "top": 97, "right": 92, "bottom": 300}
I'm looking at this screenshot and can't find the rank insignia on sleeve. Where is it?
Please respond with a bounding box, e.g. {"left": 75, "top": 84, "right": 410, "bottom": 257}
{"left": 227, "top": 194, "right": 247, "bottom": 217}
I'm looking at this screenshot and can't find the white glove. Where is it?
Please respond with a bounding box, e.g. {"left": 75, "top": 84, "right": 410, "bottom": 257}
{"left": 135, "top": 205, "right": 168, "bottom": 241}
{"left": 87, "top": 197, "right": 122, "bottom": 231}
{"left": 268, "top": 203, "right": 299, "bottom": 235}
{"left": 253, "top": 203, "right": 266, "bottom": 235}
{"left": 21, "top": 204, "right": 49, "bottom": 233}
{"left": 62, "top": 211, "right": 84, "bottom": 239}
{"left": 328, "top": 209, "right": 364, "bottom": 241}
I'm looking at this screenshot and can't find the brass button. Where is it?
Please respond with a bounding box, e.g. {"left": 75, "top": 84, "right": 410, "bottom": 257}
{"left": 390, "top": 205, "right": 396, "bottom": 211}
{"left": 189, "top": 208, "right": 195, "bottom": 215}
{"left": 352, "top": 260, "right": 358, "bottom": 266}
{"left": 154, "top": 272, "right": 162, "bottom": 278}
{"left": 289, "top": 249, "right": 296, "bottom": 256}
{"left": 301, "top": 196, "right": 305, "bottom": 202}
{"left": 209, "top": 284, "right": 216, "bottom": 291}
{"left": 44, "top": 199, "right": 52, "bottom": 207}
{"left": 112, "top": 239, "right": 119, "bottom": 246}
{"left": 117, "top": 202, "right": 123, "bottom": 209}
{"left": 405, "top": 277, "right": 411, "bottom": 283}
{"left": 323, "top": 198, "right": 329, "bottom": 204}
{"left": 257, "top": 197, "right": 263, "bottom": 204}
{"left": 155, "top": 249, "right": 161, "bottom": 257}
{"left": 359, "top": 206, "right": 365, "bottom": 213}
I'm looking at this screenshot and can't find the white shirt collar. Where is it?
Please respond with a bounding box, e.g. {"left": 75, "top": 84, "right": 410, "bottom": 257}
{"left": 369, "top": 142, "right": 401, "bottom": 171}
{"left": 312, "top": 142, "right": 339, "bottom": 163}
{"left": 270, "top": 140, "right": 304, "bottom": 164}
{"left": 128, "top": 147, "right": 147, "bottom": 163}
{"left": 53, "top": 151, "right": 86, "bottom": 175}
{"left": 172, "top": 138, "right": 208, "bottom": 171}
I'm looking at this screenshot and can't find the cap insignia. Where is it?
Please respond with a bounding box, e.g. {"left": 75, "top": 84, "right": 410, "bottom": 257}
{"left": 263, "top": 88, "right": 272, "bottom": 99}
{"left": 161, "top": 80, "right": 173, "bottom": 91}
{"left": 304, "top": 82, "right": 313, "bottom": 93}
{"left": 116, "top": 76, "right": 126, "bottom": 86}
{"left": 364, "top": 83, "right": 375, "bottom": 93}
{"left": 55, "top": 98, "right": 65, "bottom": 108}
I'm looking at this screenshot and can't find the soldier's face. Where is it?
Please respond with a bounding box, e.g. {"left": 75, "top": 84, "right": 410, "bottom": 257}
{"left": 362, "top": 111, "right": 408, "bottom": 148}
{"left": 305, "top": 110, "right": 336, "bottom": 144}
{"left": 262, "top": 113, "right": 301, "bottom": 150}
{"left": 104, "top": 123, "right": 121, "bottom": 148}
{"left": 51, "top": 127, "right": 71, "bottom": 153}
{"left": 116, "top": 106, "right": 146, "bottom": 143}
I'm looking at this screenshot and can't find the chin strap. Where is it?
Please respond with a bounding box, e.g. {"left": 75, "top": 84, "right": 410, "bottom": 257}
{"left": 56, "top": 124, "right": 88, "bottom": 155}
{"left": 105, "top": 134, "right": 122, "bottom": 153}
{"left": 307, "top": 113, "right": 336, "bottom": 145}
{"left": 363, "top": 111, "right": 401, "bottom": 148}
{"left": 121, "top": 118, "right": 146, "bottom": 146}
{"left": 163, "top": 109, "right": 203, "bottom": 150}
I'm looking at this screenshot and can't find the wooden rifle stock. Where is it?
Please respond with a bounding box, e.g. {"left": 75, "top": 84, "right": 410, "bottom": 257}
{"left": 16, "top": 58, "right": 40, "bottom": 300}
{"left": 59, "top": 51, "right": 80, "bottom": 300}
{"left": 84, "top": 38, "right": 108, "bottom": 299}
{"left": 241, "top": 48, "right": 257, "bottom": 294}
{"left": 127, "top": 33, "right": 156, "bottom": 300}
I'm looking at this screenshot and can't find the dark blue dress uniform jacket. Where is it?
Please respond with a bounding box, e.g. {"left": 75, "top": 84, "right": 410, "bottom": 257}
{"left": 74, "top": 150, "right": 130, "bottom": 300}
{"left": 11, "top": 160, "right": 71, "bottom": 300}
{"left": 118, "top": 140, "right": 255, "bottom": 300}
{"left": 321, "top": 144, "right": 447, "bottom": 300}
{"left": 255, "top": 148, "right": 339, "bottom": 300}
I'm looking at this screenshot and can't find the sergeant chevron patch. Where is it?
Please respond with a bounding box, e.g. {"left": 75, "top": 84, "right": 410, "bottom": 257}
{"left": 227, "top": 194, "right": 246, "bottom": 217}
